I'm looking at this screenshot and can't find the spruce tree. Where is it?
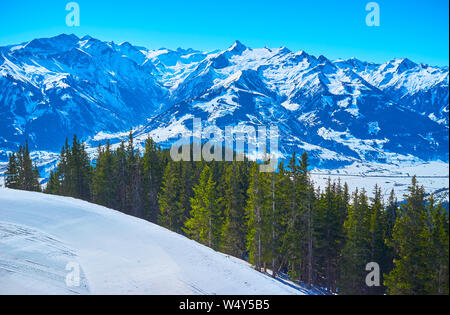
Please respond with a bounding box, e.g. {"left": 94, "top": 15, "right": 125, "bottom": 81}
{"left": 5, "top": 152, "right": 19, "bottom": 189}
{"left": 92, "top": 142, "right": 116, "bottom": 208}
{"left": 45, "top": 169, "right": 60, "bottom": 195}
{"left": 385, "top": 176, "right": 433, "bottom": 294}
{"left": 158, "top": 161, "right": 186, "bottom": 234}
{"left": 142, "top": 137, "right": 164, "bottom": 222}
{"left": 114, "top": 141, "right": 128, "bottom": 212}
{"left": 426, "top": 196, "right": 449, "bottom": 294}
{"left": 246, "top": 162, "right": 272, "bottom": 272}
{"left": 184, "top": 164, "right": 222, "bottom": 249}
{"left": 314, "top": 179, "right": 347, "bottom": 293}
{"left": 222, "top": 160, "right": 249, "bottom": 258}
{"left": 6, "top": 142, "right": 41, "bottom": 191}
{"left": 339, "top": 188, "right": 371, "bottom": 294}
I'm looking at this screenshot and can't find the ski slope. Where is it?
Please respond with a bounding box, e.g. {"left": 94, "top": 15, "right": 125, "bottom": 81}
{"left": 0, "top": 189, "right": 302, "bottom": 295}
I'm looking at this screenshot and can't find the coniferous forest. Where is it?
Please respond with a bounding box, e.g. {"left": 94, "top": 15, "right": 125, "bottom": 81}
{"left": 4, "top": 134, "right": 449, "bottom": 295}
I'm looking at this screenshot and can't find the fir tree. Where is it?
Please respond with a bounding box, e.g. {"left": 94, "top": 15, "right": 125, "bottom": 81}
{"left": 385, "top": 176, "right": 433, "bottom": 294}
{"left": 6, "top": 142, "right": 41, "bottom": 191}
{"left": 5, "top": 152, "right": 20, "bottom": 189}
{"left": 222, "top": 159, "right": 249, "bottom": 258}
{"left": 339, "top": 188, "right": 371, "bottom": 294}
{"left": 114, "top": 141, "right": 128, "bottom": 212}
{"left": 426, "top": 196, "right": 449, "bottom": 294}
{"left": 92, "top": 141, "right": 116, "bottom": 208}
{"left": 158, "top": 161, "right": 186, "bottom": 234}
{"left": 142, "top": 137, "right": 164, "bottom": 222}
{"left": 314, "top": 179, "right": 347, "bottom": 293}
{"left": 184, "top": 165, "right": 222, "bottom": 249}
{"left": 246, "top": 163, "right": 272, "bottom": 272}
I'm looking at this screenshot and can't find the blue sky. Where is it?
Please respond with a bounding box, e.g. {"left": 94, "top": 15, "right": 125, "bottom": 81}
{"left": 0, "top": 0, "right": 448, "bottom": 66}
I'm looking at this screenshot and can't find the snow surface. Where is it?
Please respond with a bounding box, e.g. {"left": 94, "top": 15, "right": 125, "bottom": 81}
{"left": 0, "top": 189, "right": 303, "bottom": 295}
{"left": 310, "top": 160, "right": 449, "bottom": 201}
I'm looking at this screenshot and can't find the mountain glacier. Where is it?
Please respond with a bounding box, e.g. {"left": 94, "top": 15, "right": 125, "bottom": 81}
{"left": 0, "top": 34, "right": 448, "bottom": 190}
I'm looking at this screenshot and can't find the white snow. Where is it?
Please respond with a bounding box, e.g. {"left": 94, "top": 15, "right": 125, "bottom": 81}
{"left": 281, "top": 100, "right": 299, "bottom": 111}
{"left": 310, "top": 160, "right": 449, "bottom": 201}
{"left": 0, "top": 189, "right": 302, "bottom": 295}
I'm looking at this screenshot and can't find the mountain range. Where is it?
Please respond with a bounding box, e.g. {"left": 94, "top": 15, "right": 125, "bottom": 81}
{"left": 0, "top": 34, "right": 448, "bottom": 170}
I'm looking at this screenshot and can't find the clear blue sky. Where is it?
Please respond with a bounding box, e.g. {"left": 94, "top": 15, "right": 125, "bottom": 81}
{"left": 0, "top": 0, "right": 448, "bottom": 66}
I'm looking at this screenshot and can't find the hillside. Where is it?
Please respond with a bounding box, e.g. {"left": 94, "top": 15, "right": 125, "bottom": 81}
{"left": 0, "top": 188, "right": 305, "bottom": 295}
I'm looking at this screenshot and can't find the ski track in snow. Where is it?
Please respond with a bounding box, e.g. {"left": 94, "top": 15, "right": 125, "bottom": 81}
{"left": 0, "top": 189, "right": 303, "bottom": 295}
{"left": 0, "top": 221, "right": 89, "bottom": 294}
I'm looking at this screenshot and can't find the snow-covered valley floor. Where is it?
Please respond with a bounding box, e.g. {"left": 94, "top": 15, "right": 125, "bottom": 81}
{"left": 0, "top": 189, "right": 303, "bottom": 295}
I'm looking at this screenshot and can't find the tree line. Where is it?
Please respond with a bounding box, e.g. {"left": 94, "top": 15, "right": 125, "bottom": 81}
{"left": 4, "top": 141, "right": 41, "bottom": 192}
{"left": 4, "top": 134, "right": 449, "bottom": 295}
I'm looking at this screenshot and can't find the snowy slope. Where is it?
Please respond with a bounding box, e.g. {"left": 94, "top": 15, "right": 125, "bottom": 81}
{"left": 0, "top": 188, "right": 303, "bottom": 295}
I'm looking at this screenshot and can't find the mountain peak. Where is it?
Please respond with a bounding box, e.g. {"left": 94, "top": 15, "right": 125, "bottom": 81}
{"left": 397, "top": 57, "right": 417, "bottom": 71}
{"left": 23, "top": 34, "right": 79, "bottom": 51}
{"left": 228, "top": 40, "right": 247, "bottom": 53}
{"left": 278, "top": 46, "right": 291, "bottom": 54}
{"left": 383, "top": 57, "right": 418, "bottom": 72}
{"left": 81, "top": 35, "right": 93, "bottom": 41}
{"left": 54, "top": 33, "right": 79, "bottom": 41}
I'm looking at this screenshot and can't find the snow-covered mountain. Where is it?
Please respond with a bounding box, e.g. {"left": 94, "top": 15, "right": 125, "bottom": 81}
{"left": 0, "top": 34, "right": 448, "bottom": 169}
{"left": 0, "top": 34, "right": 168, "bottom": 155}
{"left": 0, "top": 188, "right": 308, "bottom": 294}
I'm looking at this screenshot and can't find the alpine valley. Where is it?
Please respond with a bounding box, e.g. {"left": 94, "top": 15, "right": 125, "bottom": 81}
{"left": 0, "top": 34, "right": 448, "bottom": 199}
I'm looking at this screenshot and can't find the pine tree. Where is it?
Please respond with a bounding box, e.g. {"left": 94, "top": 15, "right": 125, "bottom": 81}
{"left": 142, "top": 137, "right": 164, "bottom": 222}
{"left": 6, "top": 142, "right": 41, "bottom": 191}
{"left": 114, "top": 140, "right": 128, "bottom": 212}
{"left": 339, "top": 188, "right": 371, "bottom": 294}
{"left": 45, "top": 169, "right": 60, "bottom": 195}
{"left": 58, "top": 138, "right": 71, "bottom": 196}
{"left": 180, "top": 160, "right": 196, "bottom": 223}
{"left": 385, "top": 176, "right": 433, "bottom": 294}
{"left": 426, "top": 196, "right": 449, "bottom": 294}
{"left": 222, "top": 159, "right": 249, "bottom": 258}
{"left": 246, "top": 162, "right": 272, "bottom": 272}
{"left": 158, "top": 161, "right": 186, "bottom": 234}
{"left": 122, "top": 131, "right": 143, "bottom": 217}
{"left": 284, "top": 152, "right": 302, "bottom": 280}
{"left": 314, "top": 179, "right": 347, "bottom": 293}
{"left": 271, "top": 161, "right": 294, "bottom": 279}
{"left": 131, "top": 152, "right": 144, "bottom": 218}
{"left": 92, "top": 142, "right": 116, "bottom": 208}
{"left": 367, "top": 185, "right": 389, "bottom": 294}
{"left": 5, "top": 152, "right": 19, "bottom": 189}
{"left": 31, "top": 163, "right": 41, "bottom": 192}
{"left": 184, "top": 165, "right": 222, "bottom": 249}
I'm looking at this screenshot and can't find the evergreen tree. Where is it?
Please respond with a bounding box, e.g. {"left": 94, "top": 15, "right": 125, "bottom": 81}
{"left": 367, "top": 185, "right": 389, "bottom": 294}
{"left": 222, "top": 159, "right": 249, "bottom": 258}
{"left": 339, "top": 188, "right": 371, "bottom": 294}
{"left": 5, "top": 142, "right": 41, "bottom": 191}
{"left": 246, "top": 163, "right": 272, "bottom": 272}
{"left": 92, "top": 142, "right": 116, "bottom": 208}
{"left": 314, "top": 179, "right": 347, "bottom": 293}
{"left": 114, "top": 140, "right": 128, "bottom": 212}
{"left": 5, "top": 152, "right": 20, "bottom": 189}
{"left": 426, "top": 196, "right": 449, "bottom": 294}
{"left": 45, "top": 169, "right": 60, "bottom": 195}
{"left": 158, "top": 161, "right": 186, "bottom": 234}
{"left": 58, "top": 138, "right": 71, "bottom": 196}
{"left": 270, "top": 161, "right": 292, "bottom": 278}
{"left": 284, "top": 152, "right": 302, "bottom": 279}
{"left": 142, "top": 137, "right": 164, "bottom": 222}
{"left": 385, "top": 176, "right": 434, "bottom": 294}
{"left": 184, "top": 165, "right": 222, "bottom": 249}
